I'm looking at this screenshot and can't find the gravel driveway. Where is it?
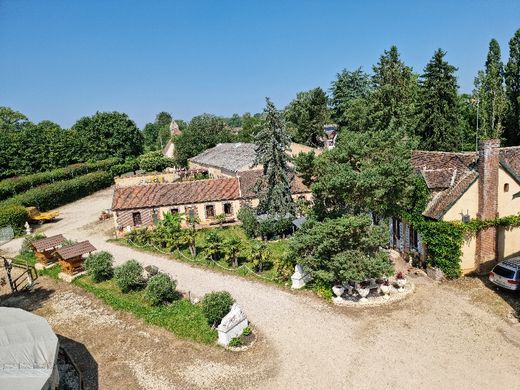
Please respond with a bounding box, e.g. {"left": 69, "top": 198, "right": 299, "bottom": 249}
{"left": 2, "top": 187, "right": 520, "bottom": 389}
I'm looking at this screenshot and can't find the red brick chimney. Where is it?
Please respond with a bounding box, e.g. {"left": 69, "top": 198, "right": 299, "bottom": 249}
{"left": 476, "top": 139, "right": 500, "bottom": 272}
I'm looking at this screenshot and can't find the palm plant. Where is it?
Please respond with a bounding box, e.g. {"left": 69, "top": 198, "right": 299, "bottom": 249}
{"left": 204, "top": 230, "right": 223, "bottom": 262}
{"left": 223, "top": 236, "right": 241, "bottom": 267}
{"left": 250, "top": 241, "right": 270, "bottom": 272}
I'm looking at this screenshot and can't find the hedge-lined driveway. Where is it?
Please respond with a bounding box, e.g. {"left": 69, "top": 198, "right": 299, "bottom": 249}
{"left": 3, "top": 187, "right": 520, "bottom": 389}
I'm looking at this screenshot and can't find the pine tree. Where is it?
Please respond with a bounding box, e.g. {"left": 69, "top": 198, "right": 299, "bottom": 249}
{"left": 330, "top": 68, "right": 371, "bottom": 128}
{"left": 368, "top": 46, "right": 418, "bottom": 133}
{"left": 479, "top": 39, "right": 507, "bottom": 139}
{"left": 505, "top": 28, "right": 520, "bottom": 145}
{"left": 417, "top": 49, "right": 460, "bottom": 151}
{"left": 253, "top": 98, "right": 295, "bottom": 217}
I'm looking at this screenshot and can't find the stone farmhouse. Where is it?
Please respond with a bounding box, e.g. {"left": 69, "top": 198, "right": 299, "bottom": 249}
{"left": 390, "top": 139, "right": 520, "bottom": 275}
{"left": 111, "top": 170, "right": 310, "bottom": 231}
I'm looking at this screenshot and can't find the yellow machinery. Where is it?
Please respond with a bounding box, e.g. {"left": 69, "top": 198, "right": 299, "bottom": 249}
{"left": 26, "top": 207, "right": 59, "bottom": 223}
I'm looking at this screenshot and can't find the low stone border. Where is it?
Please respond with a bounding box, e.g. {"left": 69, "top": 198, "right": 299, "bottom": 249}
{"left": 58, "top": 271, "right": 86, "bottom": 283}
{"left": 332, "top": 281, "right": 415, "bottom": 307}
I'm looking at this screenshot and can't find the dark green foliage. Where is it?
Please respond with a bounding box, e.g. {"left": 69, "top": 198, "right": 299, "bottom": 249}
{"left": 293, "top": 151, "right": 316, "bottom": 187}
{"left": 258, "top": 216, "right": 293, "bottom": 240}
{"left": 110, "top": 159, "right": 139, "bottom": 177}
{"left": 222, "top": 236, "right": 241, "bottom": 267}
{"left": 5, "top": 171, "right": 113, "bottom": 211}
{"left": 0, "top": 204, "right": 28, "bottom": 233}
{"left": 84, "top": 251, "right": 114, "bottom": 282}
{"left": 330, "top": 68, "right": 371, "bottom": 129}
{"left": 368, "top": 46, "right": 419, "bottom": 133}
{"left": 145, "top": 272, "right": 178, "bottom": 306}
{"left": 236, "top": 113, "right": 264, "bottom": 143}
{"left": 249, "top": 241, "right": 270, "bottom": 272}
{"left": 287, "top": 214, "right": 392, "bottom": 284}
{"left": 417, "top": 49, "right": 461, "bottom": 151}
{"left": 0, "top": 158, "right": 118, "bottom": 201}
{"left": 237, "top": 205, "right": 259, "bottom": 238}
{"left": 204, "top": 230, "right": 224, "bottom": 261}
{"left": 72, "top": 111, "right": 144, "bottom": 160}
{"left": 285, "top": 87, "right": 329, "bottom": 147}
{"left": 114, "top": 259, "right": 145, "bottom": 293}
{"left": 253, "top": 98, "right": 296, "bottom": 217}
{"left": 174, "top": 114, "right": 234, "bottom": 166}
{"left": 200, "top": 291, "right": 234, "bottom": 326}
{"left": 309, "top": 129, "right": 425, "bottom": 219}
{"left": 137, "top": 151, "right": 174, "bottom": 172}
{"left": 505, "top": 28, "right": 520, "bottom": 145}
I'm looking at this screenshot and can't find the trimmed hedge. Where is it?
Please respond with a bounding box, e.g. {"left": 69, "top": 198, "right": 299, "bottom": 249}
{"left": 110, "top": 159, "right": 139, "bottom": 177}
{"left": 0, "top": 158, "right": 119, "bottom": 201}
{"left": 4, "top": 171, "right": 113, "bottom": 211}
{"left": 0, "top": 204, "right": 28, "bottom": 234}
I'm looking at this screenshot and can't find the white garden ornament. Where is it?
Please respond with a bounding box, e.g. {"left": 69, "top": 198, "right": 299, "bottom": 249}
{"left": 291, "top": 264, "right": 312, "bottom": 289}
{"left": 217, "top": 303, "right": 248, "bottom": 346}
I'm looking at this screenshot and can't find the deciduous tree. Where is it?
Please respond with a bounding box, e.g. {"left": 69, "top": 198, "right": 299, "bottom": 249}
{"left": 506, "top": 28, "right": 520, "bottom": 145}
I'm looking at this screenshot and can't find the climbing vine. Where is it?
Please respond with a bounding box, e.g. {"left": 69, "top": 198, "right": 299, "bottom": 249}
{"left": 402, "top": 212, "right": 520, "bottom": 279}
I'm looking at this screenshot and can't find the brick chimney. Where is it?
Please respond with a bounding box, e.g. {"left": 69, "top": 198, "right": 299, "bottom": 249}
{"left": 476, "top": 139, "right": 500, "bottom": 272}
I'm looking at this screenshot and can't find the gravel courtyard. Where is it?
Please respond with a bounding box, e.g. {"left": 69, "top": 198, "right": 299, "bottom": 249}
{"left": 2, "top": 187, "right": 520, "bottom": 389}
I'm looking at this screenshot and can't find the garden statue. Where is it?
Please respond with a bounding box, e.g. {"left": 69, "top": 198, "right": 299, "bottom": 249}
{"left": 217, "top": 303, "right": 248, "bottom": 346}
{"left": 24, "top": 222, "right": 31, "bottom": 235}
{"left": 291, "top": 264, "right": 312, "bottom": 289}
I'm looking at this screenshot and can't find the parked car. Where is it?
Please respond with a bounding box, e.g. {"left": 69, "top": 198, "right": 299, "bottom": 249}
{"left": 489, "top": 258, "right": 520, "bottom": 291}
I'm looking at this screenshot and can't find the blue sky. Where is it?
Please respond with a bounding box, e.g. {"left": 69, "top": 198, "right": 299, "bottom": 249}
{"left": 1, "top": 0, "right": 519, "bottom": 128}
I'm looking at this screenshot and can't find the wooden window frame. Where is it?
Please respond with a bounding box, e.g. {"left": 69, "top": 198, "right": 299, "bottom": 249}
{"left": 132, "top": 212, "right": 142, "bottom": 226}
{"left": 205, "top": 204, "right": 215, "bottom": 219}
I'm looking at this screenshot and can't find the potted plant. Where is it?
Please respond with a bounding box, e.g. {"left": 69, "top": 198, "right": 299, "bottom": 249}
{"left": 396, "top": 272, "right": 406, "bottom": 292}
{"left": 332, "top": 284, "right": 345, "bottom": 298}
{"left": 356, "top": 281, "right": 370, "bottom": 302}
{"left": 380, "top": 279, "right": 391, "bottom": 299}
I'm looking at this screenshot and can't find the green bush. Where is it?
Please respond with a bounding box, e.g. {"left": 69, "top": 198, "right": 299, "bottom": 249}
{"left": 110, "top": 159, "right": 139, "bottom": 177}
{"left": 84, "top": 251, "right": 114, "bottom": 282}
{"left": 200, "top": 291, "right": 234, "bottom": 327}
{"left": 114, "top": 259, "right": 144, "bottom": 292}
{"left": 6, "top": 171, "right": 113, "bottom": 211}
{"left": 19, "top": 233, "right": 46, "bottom": 255}
{"left": 237, "top": 206, "right": 258, "bottom": 238}
{"left": 242, "top": 326, "right": 252, "bottom": 336}
{"left": 145, "top": 272, "right": 177, "bottom": 306}
{"left": 0, "top": 204, "right": 28, "bottom": 234}
{"left": 0, "top": 158, "right": 118, "bottom": 201}
{"left": 137, "top": 151, "right": 174, "bottom": 172}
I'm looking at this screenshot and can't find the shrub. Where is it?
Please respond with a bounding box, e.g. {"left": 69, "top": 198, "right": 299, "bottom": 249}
{"left": 237, "top": 206, "right": 258, "bottom": 238}
{"left": 19, "top": 233, "right": 46, "bottom": 255}
{"left": 0, "top": 158, "right": 118, "bottom": 201}
{"left": 110, "top": 159, "right": 139, "bottom": 177}
{"left": 84, "top": 251, "right": 114, "bottom": 282}
{"left": 8, "top": 171, "right": 113, "bottom": 211}
{"left": 114, "top": 259, "right": 144, "bottom": 292}
{"left": 258, "top": 216, "right": 293, "bottom": 240}
{"left": 200, "top": 291, "right": 234, "bottom": 327}
{"left": 0, "top": 204, "right": 28, "bottom": 234}
{"left": 137, "top": 151, "right": 174, "bottom": 172}
{"left": 145, "top": 272, "right": 177, "bottom": 306}
{"left": 242, "top": 326, "right": 252, "bottom": 336}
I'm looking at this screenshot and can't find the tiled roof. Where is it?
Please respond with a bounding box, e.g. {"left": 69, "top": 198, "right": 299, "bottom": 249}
{"left": 423, "top": 171, "right": 478, "bottom": 219}
{"left": 56, "top": 241, "right": 96, "bottom": 260}
{"left": 499, "top": 146, "right": 520, "bottom": 182}
{"left": 238, "top": 170, "right": 310, "bottom": 198}
{"left": 31, "top": 234, "right": 66, "bottom": 252}
{"left": 412, "top": 150, "right": 478, "bottom": 172}
{"left": 189, "top": 143, "right": 258, "bottom": 172}
{"left": 112, "top": 177, "right": 240, "bottom": 210}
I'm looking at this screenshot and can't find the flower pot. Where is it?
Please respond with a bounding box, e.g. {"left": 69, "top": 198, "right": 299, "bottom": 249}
{"left": 380, "top": 283, "right": 390, "bottom": 299}
{"left": 396, "top": 277, "right": 406, "bottom": 292}
{"left": 357, "top": 287, "right": 370, "bottom": 302}
{"left": 332, "top": 285, "right": 345, "bottom": 298}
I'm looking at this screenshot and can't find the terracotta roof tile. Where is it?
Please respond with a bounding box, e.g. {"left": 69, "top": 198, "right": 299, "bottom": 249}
{"left": 56, "top": 241, "right": 96, "bottom": 260}
{"left": 31, "top": 234, "right": 66, "bottom": 252}
{"left": 112, "top": 177, "right": 241, "bottom": 210}
{"left": 238, "top": 170, "right": 310, "bottom": 199}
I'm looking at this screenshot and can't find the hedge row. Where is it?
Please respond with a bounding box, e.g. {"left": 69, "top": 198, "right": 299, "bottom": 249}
{"left": 110, "top": 159, "right": 139, "bottom": 177}
{"left": 0, "top": 204, "right": 28, "bottom": 235}
{"left": 0, "top": 158, "right": 120, "bottom": 201}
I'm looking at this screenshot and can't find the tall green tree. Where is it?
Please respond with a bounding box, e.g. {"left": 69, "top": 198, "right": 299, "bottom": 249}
{"left": 476, "top": 39, "right": 507, "bottom": 139}
{"left": 368, "top": 46, "right": 418, "bottom": 133}
{"left": 416, "top": 49, "right": 460, "bottom": 151}
{"left": 506, "top": 28, "right": 520, "bottom": 145}
{"left": 253, "top": 98, "right": 296, "bottom": 216}
{"left": 72, "top": 111, "right": 144, "bottom": 160}
{"left": 155, "top": 112, "right": 173, "bottom": 149}
{"left": 174, "top": 114, "right": 234, "bottom": 166}
{"left": 284, "top": 87, "right": 329, "bottom": 147}
{"left": 330, "top": 68, "right": 371, "bottom": 129}
{"left": 236, "top": 112, "right": 264, "bottom": 143}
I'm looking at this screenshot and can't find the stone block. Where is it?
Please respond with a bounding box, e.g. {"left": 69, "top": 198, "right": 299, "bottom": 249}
{"left": 58, "top": 271, "right": 86, "bottom": 283}
{"left": 217, "top": 303, "right": 248, "bottom": 346}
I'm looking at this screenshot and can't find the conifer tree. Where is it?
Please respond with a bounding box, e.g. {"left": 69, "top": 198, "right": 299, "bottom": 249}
{"left": 368, "top": 46, "right": 418, "bottom": 133}
{"left": 417, "top": 49, "right": 460, "bottom": 151}
{"left": 330, "top": 68, "right": 371, "bottom": 128}
{"left": 477, "top": 39, "right": 507, "bottom": 139}
{"left": 253, "top": 98, "right": 295, "bottom": 217}
{"left": 506, "top": 28, "right": 520, "bottom": 145}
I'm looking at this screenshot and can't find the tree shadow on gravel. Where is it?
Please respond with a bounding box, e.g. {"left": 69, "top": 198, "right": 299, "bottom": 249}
{"left": 0, "top": 283, "right": 55, "bottom": 312}
{"left": 59, "top": 335, "right": 99, "bottom": 390}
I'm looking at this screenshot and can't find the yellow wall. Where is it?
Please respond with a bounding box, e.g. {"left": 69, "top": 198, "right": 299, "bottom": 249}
{"left": 497, "top": 166, "right": 520, "bottom": 217}
{"left": 158, "top": 199, "right": 242, "bottom": 226}
{"left": 442, "top": 179, "right": 479, "bottom": 222}
{"left": 460, "top": 235, "right": 477, "bottom": 273}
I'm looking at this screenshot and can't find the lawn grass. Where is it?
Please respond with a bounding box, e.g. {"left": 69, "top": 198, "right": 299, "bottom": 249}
{"left": 74, "top": 276, "right": 217, "bottom": 344}
{"left": 13, "top": 252, "right": 60, "bottom": 279}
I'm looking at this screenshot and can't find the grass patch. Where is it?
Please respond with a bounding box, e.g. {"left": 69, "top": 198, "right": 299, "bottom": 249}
{"left": 13, "top": 252, "right": 60, "bottom": 279}
{"left": 74, "top": 276, "right": 217, "bottom": 344}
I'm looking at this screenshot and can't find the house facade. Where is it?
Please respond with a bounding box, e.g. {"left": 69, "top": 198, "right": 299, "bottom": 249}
{"left": 390, "top": 139, "right": 520, "bottom": 274}
{"left": 111, "top": 170, "right": 311, "bottom": 233}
